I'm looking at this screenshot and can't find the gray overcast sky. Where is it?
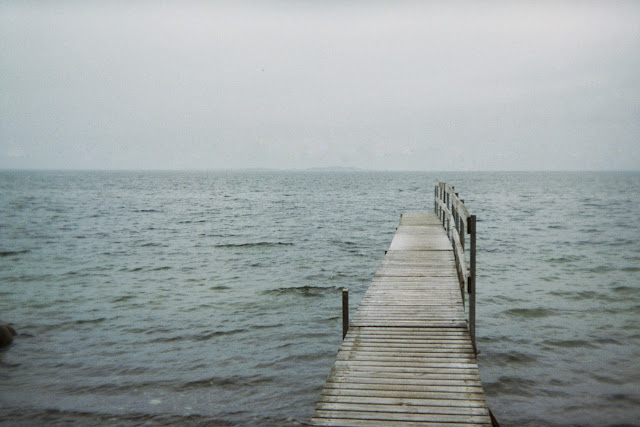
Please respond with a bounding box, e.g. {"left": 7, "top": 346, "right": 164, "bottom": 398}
{"left": 1, "top": 1, "right": 639, "bottom": 171}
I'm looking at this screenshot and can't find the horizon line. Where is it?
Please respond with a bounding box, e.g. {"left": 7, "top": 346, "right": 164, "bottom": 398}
{"left": 1, "top": 167, "right": 639, "bottom": 173}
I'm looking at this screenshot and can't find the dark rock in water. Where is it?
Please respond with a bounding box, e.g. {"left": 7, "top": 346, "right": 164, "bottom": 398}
{"left": 0, "top": 324, "right": 17, "bottom": 347}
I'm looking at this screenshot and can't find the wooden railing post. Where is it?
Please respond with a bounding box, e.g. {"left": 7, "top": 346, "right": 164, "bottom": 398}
{"left": 438, "top": 185, "right": 442, "bottom": 219}
{"left": 469, "top": 215, "right": 477, "bottom": 354}
{"left": 454, "top": 193, "right": 459, "bottom": 233}
{"left": 439, "top": 185, "right": 443, "bottom": 221}
{"left": 460, "top": 200, "right": 465, "bottom": 250}
{"left": 441, "top": 186, "right": 446, "bottom": 228}
{"left": 446, "top": 191, "right": 450, "bottom": 235}
{"left": 342, "top": 288, "right": 349, "bottom": 340}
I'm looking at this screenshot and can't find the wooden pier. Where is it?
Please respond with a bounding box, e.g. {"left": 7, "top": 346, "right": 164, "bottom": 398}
{"left": 310, "top": 184, "right": 492, "bottom": 426}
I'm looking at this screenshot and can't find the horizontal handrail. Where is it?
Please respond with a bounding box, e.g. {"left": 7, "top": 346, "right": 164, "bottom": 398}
{"left": 434, "top": 182, "right": 477, "bottom": 354}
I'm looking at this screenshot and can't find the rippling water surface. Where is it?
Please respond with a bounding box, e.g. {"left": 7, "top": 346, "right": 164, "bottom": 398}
{"left": 1, "top": 171, "right": 639, "bottom": 426}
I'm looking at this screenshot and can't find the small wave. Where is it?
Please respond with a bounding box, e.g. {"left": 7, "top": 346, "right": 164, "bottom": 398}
{"left": 621, "top": 266, "right": 640, "bottom": 272}
{"left": 177, "top": 374, "right": 272, "bottom": 391}
{"left": 280, "top": 352, "right": 327, "bottom": 363}
{"left": 589, "top": 373, "right": 625, "bottom": 385}
{"left": 575, "top": 290, "right": 619, "bottom": 302}
{"left": 150, "top": 335, "right": 184, "bottom": 343}
{"left": 579, "top": 227, "right": 600, "bottom": 233}
{"left": 214, "top": 242, "right": 294, "bottom": 248}
{"left": 547, "top": 255, "right": 580, "bottom": 264}
{"left": 192, "top": 328, "right": 246, "bottom": 341}
{"left": 209, "top": 285, "right": 231, "bottom": 291}
{"left": 592, "top": 336, "right": 621, "bottom": 345}
{"left": 253, "top": 323, "right": 285, "bottom": 330}
{"left": 151, "top": 266, "right": 172, "bottom": 271}
{"left": 112, "top": 295, "right": 136, "bottom": 303}
{"left": 490, "top": 351, "right": 538, "bottom": 365}
{"left": 0, "top": 249, "right": 30, "bottom": 257}
{"left": 0, "top": 408, "right": 233, "bottom": 426}
{"left": 542, "top": 339, "right": 596, "bottom": 349}
{"left": 330, "top": 239, "right": 356, "bottom": 246}
{"left": 610, "top": 238, "right": 635, "bottom": 247}
{"left": 585, "top": 265, "right": 615, "bottom": 273}
{"left": 605, "top": 393, "right": 640, "bottom": 406}
{"left": 485, "top": 375, "right": 537, "bottom": 397}
{"left": 74, "top": 317, "right": 107, "bottom": 325}
{"left": 139, "top": 242, "right": 165, "bottom": 248}
{"left": 504, "top": 307, "right": 554, "bottom": 319}
{"left": 136, "top": 209, "right": 161, "bottom": 213}
{"left": 612, "top": 285, "right": 638, "bottom": 295}
{"left": 261, "top": 285, "right": 342, "bottom": 297}
{"left": 549, "top": 290, "right": 616, "bottom": 302}
{"left": 64, "top": 379, "right": 163, "bottom": 395}
{"left": 576, "top": 239, "right": 605, "bottom": 246}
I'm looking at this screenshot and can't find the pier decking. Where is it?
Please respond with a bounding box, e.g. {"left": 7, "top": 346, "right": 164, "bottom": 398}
{"left": 311, "top": 189, "right": 492, "bottom": 426}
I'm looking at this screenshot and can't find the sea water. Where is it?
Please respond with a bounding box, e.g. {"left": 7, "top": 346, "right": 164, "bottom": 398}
{"left": 1, "top": 171, "right": 639, "bottom": 426}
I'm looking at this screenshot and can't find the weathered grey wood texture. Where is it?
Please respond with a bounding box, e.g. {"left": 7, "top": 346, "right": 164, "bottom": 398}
{"left": 310, "top": 213, "right": 491, "bottom": 426}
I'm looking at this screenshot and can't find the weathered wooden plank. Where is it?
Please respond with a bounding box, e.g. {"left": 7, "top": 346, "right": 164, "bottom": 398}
{"left": 323, "top": 382, "right": 485, "bottom": 394}
{"left": 380, "top": 252, "right": 456, "bottom": 261}
{"left": 353, "top": 312, "right": 466, "bottom": 317}
{"left": 340, "top": 344, "right": 474, "bottom": 352}
{"left": 350, "top": 320, "right": 467, "bottom": 326}
{"left": 325, "top": 378, "right": 483, "bottom": 389}
{"left": 340, "top": 345, "right": 475, "bottom": 352}
{"left": 316, "top": 402, "right": 489, "bottom": 416}
{"left": 362, "top": 292, "right": 460, "bottom": 296}
{"left": 337, "top": 350, "right": 475, "bottom": 359}
{"left": 325, "top": 365, "right": 480, "bottom": 375}
{"left": 328, "top": 370, "right": 481, "bottom": 381}
{"left": 320, "top": 388, "right": 488, "bottom": 400}
{"left": 399, "top": 213, "right": 444, "bottom": 225}
{"left": 332, "top": 360, "right": 478, "bottom": 369}
{"left": 343, "top": 330, "right": 470, "bottom": 336}
{"left": 350, "top": 322, "right": 468, "bottom": 328}
{"left": 335, "top": 356, "right": 476, "bottom": 365}
{"left": 343, "top": 330, "right": 469, "bottom": 340}
{"left": 352, "top": 309, "right": 464, "bottom": 314}
{"left": 345, "top": 326, "right": 470, "bottom": 333}
{"left": 388, "top": 235, "right": 453, "bottom": 251}
{"left": 343, "top": 330, "right": 471, "bottom": 336}
{"left": 311, "top": 418, "right": 490, "bottom": 427}
{"left": 355, "top": 308, "right": 463, "bottom": 313}
{"left": 343, "top": 333, "right": 472, "bottom": 341}
{"left": 324, "top": 382, "right": 484, "bottom": 391}
{"left": 341, "top": 336, "right": 472, "bottom": 343}
{"left": 351, "top": 317, "right": 466, "bottom": 322}
{"left": 343, "top": 332, "right": 470, "bottom": 338}
{"left": 350, "top": 321, "right": 469, "bottom": 328}
{"left": 318, "top": 394, "right": 486, "bottom": 407}
{"left": 313, "top": 409, "right": 490, "bottom": 423}
{"left": 341, "top": 339, "right": 474, "bottom": 346}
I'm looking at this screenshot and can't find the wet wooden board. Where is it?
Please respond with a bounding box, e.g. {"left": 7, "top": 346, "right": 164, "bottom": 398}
{"left": 310, "top": 213, "right": 491, "bottom": 427}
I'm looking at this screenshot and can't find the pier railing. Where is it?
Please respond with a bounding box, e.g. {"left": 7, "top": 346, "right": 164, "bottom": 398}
{"left": 434, "top": 182, "right": 477, "bottom": 352}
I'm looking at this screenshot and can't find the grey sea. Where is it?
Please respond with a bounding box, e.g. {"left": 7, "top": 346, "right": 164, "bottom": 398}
{"left": 1, "top": 170, "right": 639, "bottom": 426}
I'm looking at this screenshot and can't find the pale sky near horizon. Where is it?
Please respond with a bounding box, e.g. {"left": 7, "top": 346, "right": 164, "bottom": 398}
{"left": 1, "top": 1, "right": 639, "bottom": 171}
